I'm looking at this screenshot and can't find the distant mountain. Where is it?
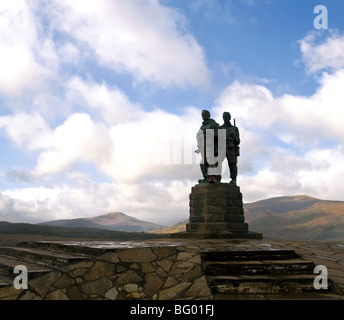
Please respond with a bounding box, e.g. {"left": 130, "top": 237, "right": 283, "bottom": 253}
{"left": 244, "top": 195, "right": 344, "bottom": 241}
{"left": 39, "top": 212, "right": 165, "bottom": 232}
{"left": 152, "top": 195, "right": 344, "bottom": 241}
{"left": 0, "top": 221, "right": 169, "bottom": 244}
{"left": 149, "top": 220, "right": 187, "bottom": 234}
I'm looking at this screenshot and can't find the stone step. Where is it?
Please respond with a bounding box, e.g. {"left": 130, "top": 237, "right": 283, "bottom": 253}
{"left": 16, "top": 241, "right": 108, "bottom": 256}
{"left": 208, "top": 274, "right": 332, "bottom": 295}
{"left": 202, "top": 249, "right": 300, "bottom": 262}
{"left": 0, "top": 254, "right": 53, "bottom": 280}
{"left": 212, "top": 292, "right": 344, "bottom": 300}
{"left": 0, "top": 246, "right": 92, "bottom": 268}
{"left": 204, "top": 259, "right": 315, "bottom": 276}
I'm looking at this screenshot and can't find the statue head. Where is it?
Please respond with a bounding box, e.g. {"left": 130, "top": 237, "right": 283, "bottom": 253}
{"left": 223, "top": 112, "right": 231, "bottom": 123}
{"left": 202, "top": 109, "right": 210, "bottom": 121}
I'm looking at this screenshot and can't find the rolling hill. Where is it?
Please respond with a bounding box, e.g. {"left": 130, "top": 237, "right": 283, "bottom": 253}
{"left": 152, "top": 195, "right": 344, "bottom": 241}
{"left": 39, "top": 212, "right": 165, "bottom": 232}
{"left": 149, "top": 220, "right": 187, "bottom": 235}
{"left": 0, "top": 220, "right": 169, "bottom": 246}
{"left": 244, "top": 195, "right": 344, "bottom": 241}
{"left": 2, "top": 195, "right": 342, "bottom": 242}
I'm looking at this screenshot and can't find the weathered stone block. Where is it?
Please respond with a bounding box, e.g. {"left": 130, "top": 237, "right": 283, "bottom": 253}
{"left": 185, "top": 276, "right": 211, "bottom": 297}
{"left": 124, "top": 283, "right": 139, "bottom": 293}
{"left": 54, "top": 273, "right": 75, "bottom": 288}
{"left": 0, "top": 286, "right": 23, "bottom": 300}
{"left": 145, "top": 273, "right": 163, "bottom": 297}
{"left": 105, "top": 287, "right": 119, "bottom": 300}
{"left": 65, "top": 284, "right": 88, "bottom": 300}
{"left": 117, "top": 247, "right": 156, "bottom": 263}
{"left": 205, "top": 214, "right": 245, "bottom": 222}
{"left": 187, "top": 222, "right": 248, "bottom": 232}
{"left": 116, "top": 270, "right": 142, "bottom": 285}
{"left": 84, "top": 261, "right": 115, "bottom": 281}
{"left": 30, "top": 271, "right": 61, "bottom": 298}
{"left": 177, "top": 252, "right": 196, "bottom": 261}
{"left": 179, "top": 265, "right": 202, "bottom": 282}
{"left": 196, "top": 222, "right": 248, "bottom": 232}
{"left": 46, "top": 289, "right": 69, "bottom": 300}
{"left": 18, "top": 292, "right": 38, "bottom": 300}
{"left": 99, "top": 252, "right": 119, "bottom": 263}
{"left": 68, "top": 268, "right": 88, "bottom": 278}
{"left": 80, "top": 277, "right": 112, "bottom": 296}
{"left": 62, "top": 261, "right": 93, "bottom": 272}
{"left": 152, "top": 246, "right": 176, "bottom": 258}
{"left": 157, "top": 259, "right": 173, "bottom": 272}
{"left": 163, "top": 276, "right": 178, "bottom": 288}
{"left": 159, "top": 282, "right": 191, "bottom": 300}
{"left": 141, "top": 262, "right": 155, "bottom": 273}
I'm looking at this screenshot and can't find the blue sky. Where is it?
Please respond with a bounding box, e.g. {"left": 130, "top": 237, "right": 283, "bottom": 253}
{"left": 1, "top": 0, "right": 344, "bottom": 225}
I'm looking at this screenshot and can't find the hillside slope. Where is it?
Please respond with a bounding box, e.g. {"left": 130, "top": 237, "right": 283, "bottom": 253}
{"left": 153, "top": 195, "right": 344, "bottom": 241}
{"left": 245, "top": 195, "right": 344, "bottom": 241}
{"left": 40, "top": 212, "right": 165, "bottom": 232}
{"left": 0, "top": 221, "right": 168, "bottom": 245}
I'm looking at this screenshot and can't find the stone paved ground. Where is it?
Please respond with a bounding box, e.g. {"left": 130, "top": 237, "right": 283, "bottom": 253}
{"left": 55, "top": 237, "right": 344, "bottom": 296}
{"left": 266, "top": 239, "right": 344, "bottom": 295}
{"left": 2, "top": 238, "right": 342, "bottom": 300}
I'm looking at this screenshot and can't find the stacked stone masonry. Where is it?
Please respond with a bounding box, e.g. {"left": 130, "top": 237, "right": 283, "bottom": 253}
{"left": 172, "top": 183, "right": 262, "bottom": 239}
{"left": 0, "top": 242, "right": 211, "bottom": 300}
{"left": 188, "top": 183, "right": 246, "bottom": 232}
{"left": 0, "top": 239, "right": 343, "bottom": 300}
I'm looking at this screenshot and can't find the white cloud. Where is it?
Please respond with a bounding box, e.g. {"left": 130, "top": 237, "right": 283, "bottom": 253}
{"left": 0, "top": 1, "right": 49, "bottom": 95}
{"left": 300, "top": 31, "right": 344, "bottom": 74}
{"left": 3, "top": 63, "right": 344, "bottom": 221}
{"left": 214, "top": 66, "right": 344, "bottom": 202}
{"left": 66, "top": 77, "right": 145, "bottom": 125}
{"left": 1, "top": 175, "right": 192, "bottom": 225}
{"left": 32, "top": 113, "right": 114, "bottom": 176}
{"left": 29, "top": 106, "right": 202, "bottom": 183}
{"left": 0, "top": 113, "right": 52, "bottom": 150}
{"left": 0, "top": 188, "right": 58, "bottom": 223}
{"left": 41, "top": 0, "right": 210, "bottom": 88}
{"left": 215, "top": 68, "right": 344, "bottom": 147}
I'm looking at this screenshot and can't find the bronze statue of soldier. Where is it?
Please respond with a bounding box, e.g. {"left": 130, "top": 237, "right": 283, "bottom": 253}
{"left": 195, "top": 110, "right": 221, "bottom": 184}
{"left": 219, "top": 112, "right": 240, "bottom": 185}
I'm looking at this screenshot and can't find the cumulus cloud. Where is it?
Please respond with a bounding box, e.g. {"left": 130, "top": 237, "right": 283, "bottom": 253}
{"left": 66, "top": 77, "right": 145, "bottom": 125}
{"left": 299, "top": 31, "right": 344, "bottom": 74}
{"left": 213, "top": 67, "right": 344, "bottom": 202}
{"left": 39, "top": 0, "right": 210, "bottom": 89}
{"left": 0, "top": 113, "right": 52, "bottom": 150}
{"left": 29, "top": 107, "right": 202, "bottom": 183}
{"left": 32, "top": 113, "right": 114, "bottom": 176}
{"left": 0, "top": 1, "right": 49, "bottom": 95}
{"left": 3, "top": 66, "right": 344, "bottom": 222}
{"left": 1, "top": 174, "right": 192, "bottom": 225}
{"left": 0, "top": 189, "right": 52, "bottom": 223}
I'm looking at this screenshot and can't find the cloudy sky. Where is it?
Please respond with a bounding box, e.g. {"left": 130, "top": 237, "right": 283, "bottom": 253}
{"left": 1, "top": 0, "right": 344, "bottom": 226}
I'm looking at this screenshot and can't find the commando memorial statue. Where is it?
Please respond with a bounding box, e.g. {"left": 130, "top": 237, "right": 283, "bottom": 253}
{"left": 195, "top": 110, "right": 240, "bottom": 185}
{"left": 219, "top": 111, "right": 240, "bottom": 186}
{"left": 195, "top": 110, "right": 221, "bottom": 184}
{"left": 171, "top": 109, "right": 262, "bottom": 239}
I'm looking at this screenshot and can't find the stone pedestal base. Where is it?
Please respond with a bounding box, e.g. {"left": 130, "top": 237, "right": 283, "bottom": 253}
{"left": 171, "top": 183, "right": 262, "bottom": 239}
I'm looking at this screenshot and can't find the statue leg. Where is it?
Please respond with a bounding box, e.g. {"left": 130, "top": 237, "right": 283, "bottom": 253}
{"left": 228, "top": 153, "right": 237, "bottom": 185}
{"left": 229, "top": 162, "right": 237, "bottom": 180}
{"left": 198, "top": 155, "right": 209, "bottom": 184}
{"left": 200, "top": 163, "right": 208, "bottom": 179}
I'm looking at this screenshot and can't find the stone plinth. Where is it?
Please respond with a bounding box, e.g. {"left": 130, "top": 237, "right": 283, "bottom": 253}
{"left": 171, "top": 183, "right": 262, "bottom": 239}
